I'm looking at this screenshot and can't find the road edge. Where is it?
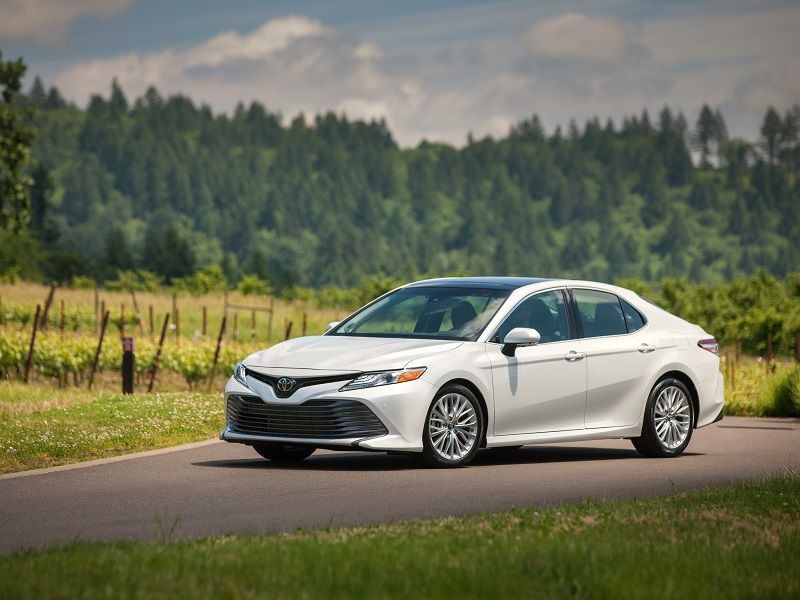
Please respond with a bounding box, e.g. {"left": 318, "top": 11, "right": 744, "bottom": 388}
{"left": 0, "top": 438, "right": 222, "bottom": 481}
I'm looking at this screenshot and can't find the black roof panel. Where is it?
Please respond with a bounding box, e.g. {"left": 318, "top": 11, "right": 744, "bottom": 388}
{"left": 405, "top": 277, "right": 552, "bottom": 290}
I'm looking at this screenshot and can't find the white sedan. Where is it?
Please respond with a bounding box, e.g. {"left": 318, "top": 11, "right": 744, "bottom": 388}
{"left": 222, "top": 277, "right": 724, "bottom": 467}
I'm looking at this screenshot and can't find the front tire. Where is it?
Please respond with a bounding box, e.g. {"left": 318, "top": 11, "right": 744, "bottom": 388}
{"left": 632, "top": 378, "right": 694, "bottom": 458}
{"left": 422, "top": 384, "right": 484, "bottom": 468}
{"left": 252, "top": 443, "right": 315, "bottom": 462}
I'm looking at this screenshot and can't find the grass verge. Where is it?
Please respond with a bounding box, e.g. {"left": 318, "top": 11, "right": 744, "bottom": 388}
{"left": 724, "top": 357, "right": 800, "bottom": 417}
{"left": 0, "top": 383, "right": 222, "bottom": 473}
{"left": 0, "top": 474, "right": 797, "bottom": 598}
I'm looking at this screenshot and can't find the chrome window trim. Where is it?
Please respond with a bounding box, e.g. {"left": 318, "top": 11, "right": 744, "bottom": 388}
{"left": 568, "top": 286, "right": 651, "bottom": 340}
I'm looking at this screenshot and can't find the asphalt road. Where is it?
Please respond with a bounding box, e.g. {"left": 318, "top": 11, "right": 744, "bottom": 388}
{"left": 1, "top": 416, "right": 798, "bottom": 554}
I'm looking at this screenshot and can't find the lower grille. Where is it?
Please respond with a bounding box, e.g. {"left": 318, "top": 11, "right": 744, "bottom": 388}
{"left": 226, "top": 395, "right": 388, "bottom": 439}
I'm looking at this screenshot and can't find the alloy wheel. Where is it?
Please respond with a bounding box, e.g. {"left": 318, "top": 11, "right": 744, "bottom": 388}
{"left": 654, "top": 385, "right": 691, "bottom": 449}
{"left": 427, "top": 392, "right": 479, "bottom": 461}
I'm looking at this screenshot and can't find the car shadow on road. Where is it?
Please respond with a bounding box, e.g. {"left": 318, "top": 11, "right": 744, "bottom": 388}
{"left": 192, "top": 445, "right": 704, "bottom": 472}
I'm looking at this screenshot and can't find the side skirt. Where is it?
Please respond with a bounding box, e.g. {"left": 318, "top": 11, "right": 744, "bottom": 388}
{"left": 485, "top": 424, "right": 643, "bottom": 448}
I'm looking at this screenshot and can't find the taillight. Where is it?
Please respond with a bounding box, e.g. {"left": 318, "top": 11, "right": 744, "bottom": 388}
{"left": 697, "top": 338, "right": 718, "bottom": 354}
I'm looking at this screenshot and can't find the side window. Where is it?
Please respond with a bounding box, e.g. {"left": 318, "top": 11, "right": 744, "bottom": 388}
{"left": 573, "top": 289, "right": 627, "bottom": 338}
{"left": 621, "top": 299, "right": 646, "bottom": 332}
{"left": 493, "top": 290, "right": 570, "bottom": 344}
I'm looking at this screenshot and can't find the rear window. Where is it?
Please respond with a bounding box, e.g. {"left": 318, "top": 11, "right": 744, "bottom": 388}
{"left": 573, "top": 289, "right": 627, "bottom": 337}
{"left": 621, "top": 299, "right": 646, "bottom": 332}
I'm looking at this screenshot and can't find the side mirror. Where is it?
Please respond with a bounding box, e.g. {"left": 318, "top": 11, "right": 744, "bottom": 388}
{"left": 501, "top": 327, "right": 541, "bottom": 357}
{"left": 324, "top": 321, "right": 340, "bottom": 333}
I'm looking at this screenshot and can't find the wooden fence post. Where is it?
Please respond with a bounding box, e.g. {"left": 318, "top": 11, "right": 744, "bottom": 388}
{"left": 206, "top": 315, "right": 227, "bottom": 392}
{"left": 40, "top": 284, "right": 55, "bottom": 330}
{"left": 88, "top": 310, "right": 110, "bottom": 390}
{"left": 59, "top": 299, "right": 65, "bottom": 336}
{"left": 284, "top": 320, "right": 293, "bottom": 340}
{"left": 766, "top": 331, "right": 774, "bottom": 375}
{"left": 233, "top": 311, "right": 239, "bottom": 341}
{"left": 24, "top": 304, "right": 42, "bottom": 383}
{"left": 127, "top": 287, "right": 144, "bottom": 336}
{"left": 267, "top": 297, "right": 274, "bottom": 342}
{"left": 223, "top": 291, "right": 229, "bottom": 339}
{"left": 202, "top": 306, "right": 207, "bottom": 336}
{"left": 302, "top": 312, "right": 307, "bottom": 337}
{"left": 175, "top": 307, "right": 180, "bottom": 346}
{"left": 120, "top": 303, "right": 125, "bottom": 339}
{"left": 796, "top": 333, "right": 800, "bottom": 364}
{"left": 94, "top": 287, "right": 99, "bottom": 334}
{"left": 147, "top": 313, "right": 170, "bottom": 393}
{"left": 148, "top": 304, "right": 154, "bottom": 336}
{"left": 172, "top": 293, "right": 179, "bottom": 345}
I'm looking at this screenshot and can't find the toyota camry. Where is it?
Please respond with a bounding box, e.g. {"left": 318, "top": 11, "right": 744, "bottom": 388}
{"left": 222, "top": 277, "right": 724, "bottom": 467}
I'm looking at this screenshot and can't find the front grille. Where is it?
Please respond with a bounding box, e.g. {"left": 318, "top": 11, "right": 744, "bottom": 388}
{"left": 244, "top": 368, "right": 356, "bottom": 398}
{"left": 226, "top": 395, "right": 388, "bottom": 439}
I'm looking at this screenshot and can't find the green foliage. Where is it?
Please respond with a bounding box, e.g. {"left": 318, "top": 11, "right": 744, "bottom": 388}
{"left": 0, "top": 51, "right": 34, "bottom": 230}
{"left": 0, "top": 328, "right": 262, "bottom": 388}
{"left": 639, "top": 271, "right": 800, "bottom": 357}
{"left": 236, "top": 274, "right": 271, "bottom": 296}
{"left": 172, "top": 266, "right": 228, "bottom": 296}
{"left": 0, "top": 228, "right": 41, "bottom": 281}
{"left": 70, "top": 275, "right": 95, "bottom": 289}
{"left": 6, "top": 81, "right": 799, "bottom": 287}
{"left": 763, "top": 367, "right": 800, "bottom": 417}
{"left": 104, "top": 269, "right": 163, "bottom": 292}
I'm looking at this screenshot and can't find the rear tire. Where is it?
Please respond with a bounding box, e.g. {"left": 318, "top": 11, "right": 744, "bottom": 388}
{"left": 252, "top": 443, "right": 315, "bottom": 462}
{"left": 422, "top": 384, "right": 484, "bottom": 468}
{"left": 632, "top": 377, "right": 694, "bottom": 458}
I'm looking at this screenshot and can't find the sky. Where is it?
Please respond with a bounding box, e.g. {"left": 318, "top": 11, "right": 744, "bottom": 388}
{"left": 1, "top": 0, "right": 799, "bottom": 146}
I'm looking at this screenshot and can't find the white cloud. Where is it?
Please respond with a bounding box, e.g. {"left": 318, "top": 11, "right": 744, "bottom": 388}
{"left": 525, "top": 13, "right": 637, "bottom": 62}
{"left": 183, "top": 16, "right": 327, "bottom": 68}
{"left": 0, "top": 0, "right": 134, "bottom": 46}
{"left": 51, "top": 8, "right": 800, "bottom": 145}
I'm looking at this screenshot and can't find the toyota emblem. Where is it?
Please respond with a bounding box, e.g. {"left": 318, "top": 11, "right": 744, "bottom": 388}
{"left": 276, "top": 377, "right": 295, "bottom": 393}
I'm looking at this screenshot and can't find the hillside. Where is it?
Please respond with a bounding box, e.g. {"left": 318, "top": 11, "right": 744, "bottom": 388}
{"left": 4, "top": 80, "right": 800, "bottom": 287}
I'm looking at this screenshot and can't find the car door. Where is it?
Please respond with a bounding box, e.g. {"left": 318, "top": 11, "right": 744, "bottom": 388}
{"left": 487, "top": 289, "right": 587, "bottom": 435}
{"left": 570, "top": 288, "right": 664, "bottom": 429}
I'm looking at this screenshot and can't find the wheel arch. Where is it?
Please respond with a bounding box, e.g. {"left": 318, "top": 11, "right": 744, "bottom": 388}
{"left": 655, "top": 370, "right": 700, "bottom": 428}
{"left": 437, "top": 378, "right": 490, "bottom": 447}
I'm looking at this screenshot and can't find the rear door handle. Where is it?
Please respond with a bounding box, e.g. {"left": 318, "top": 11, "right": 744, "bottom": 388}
{"left": 564, "top": 350, "right": 585, "bottom": 362}
{"left": 638, "top": 343, "right": 656, "bottom": 353}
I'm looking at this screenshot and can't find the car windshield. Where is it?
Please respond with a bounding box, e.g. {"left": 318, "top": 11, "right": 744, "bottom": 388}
{"left": 330, "top": 287, "right": 510, "bottom": 341}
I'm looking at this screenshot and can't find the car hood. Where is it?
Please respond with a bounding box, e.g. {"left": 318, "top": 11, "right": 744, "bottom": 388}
{"left": 243, "top": 335, "right": 463, "bottom": 374}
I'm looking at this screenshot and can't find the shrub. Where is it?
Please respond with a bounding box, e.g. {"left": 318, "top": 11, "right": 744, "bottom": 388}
{"left": 237, "top": 275, "right": 271, "bottom": 296}
{"left": 763, "top": 367, "right": 800, "bottom": 418}
{"left": 172, "top": 266, "right": 228, "bottom": 296}
{"left": 70, "top": 275, "right": 95, "bottom": 289}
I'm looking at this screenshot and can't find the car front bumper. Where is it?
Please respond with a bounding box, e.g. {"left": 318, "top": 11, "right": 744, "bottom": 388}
{"left": 221, "top": 374, "right": 436, "bottom": 452}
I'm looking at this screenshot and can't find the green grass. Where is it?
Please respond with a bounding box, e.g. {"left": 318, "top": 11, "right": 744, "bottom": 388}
{"left": 0, "top": 474, "right": 797, "bottom": 599}
{"left": 723, "top": 356, "right": 800, "bottom": 417}
{"left": 0, "top": 383, "right": 223, "bottom": 473}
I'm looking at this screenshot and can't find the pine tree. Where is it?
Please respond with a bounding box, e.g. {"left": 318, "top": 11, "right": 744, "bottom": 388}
{"left": 694, "top": 104, "right": 716, "bottom": 167}
{"left": 761, "top": 107, "right": 782, "bottom": 164}
{"left": 109, "top": 78, "right": 128, "bottom": 114}
{"left": 29, "top": 77, "right": 46, "bottom": 106}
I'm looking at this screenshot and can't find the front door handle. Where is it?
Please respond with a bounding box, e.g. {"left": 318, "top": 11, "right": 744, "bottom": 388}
{"left": 638, "top": 343, "right": 656, "bottom": 353}
{"left": 564, "top": 350, "right": 585, "bottom": 362}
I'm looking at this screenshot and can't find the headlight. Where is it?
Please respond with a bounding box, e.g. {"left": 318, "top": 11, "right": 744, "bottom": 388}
{"left": 339, "top": 367, "right": 426, "bottom": 391}
{"left": 233, "top": 362, "right": 248, "bottom": 386}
